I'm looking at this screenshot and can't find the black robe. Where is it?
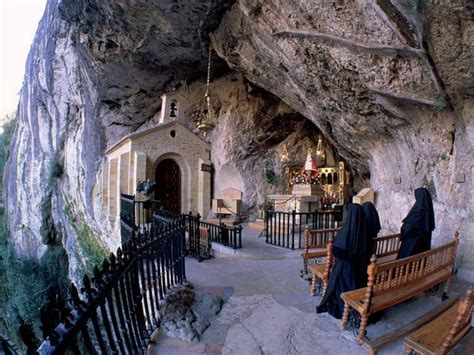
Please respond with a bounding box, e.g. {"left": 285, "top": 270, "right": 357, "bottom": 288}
{"left": 362, "top": 202, "right": 381, "bottom": 266}
{"left": 397, "top": 187, "right": 435, "bottom": 259}
{"left": 316, "top": 204, "right": 367, "bottom": 319}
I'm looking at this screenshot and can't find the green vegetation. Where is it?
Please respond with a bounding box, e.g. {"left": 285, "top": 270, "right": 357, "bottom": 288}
{"left": 0, "top": 114, "right": 108, "bottom": 347}
{"left": 0, "top": 116, "right": 70, "bottom": 346}
{"left": 263, "top": 164, "right": 276, "bottom": 186}
{"left": 435, "top": 95, "right": 447, "bottom": 111}
{"left": 0, "top": 115, "right": 16, "bottom": 184}
{"left": 64, "top": 201, "right": 108, "bottom": 277}
{"left": 409, "top": 0, "right": 422, "bottom": 10}
{"left": 0, "top": 117, "right": 49, "bottom": 344}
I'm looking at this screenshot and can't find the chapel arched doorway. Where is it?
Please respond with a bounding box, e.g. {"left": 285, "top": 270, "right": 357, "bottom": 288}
{"left": 155, "top": 159, "right": 181, "bottom": 214}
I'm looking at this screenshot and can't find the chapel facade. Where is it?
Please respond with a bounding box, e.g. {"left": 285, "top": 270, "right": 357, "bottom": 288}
{"left": 102, "top": 92, "right": 212, "bottom": 220}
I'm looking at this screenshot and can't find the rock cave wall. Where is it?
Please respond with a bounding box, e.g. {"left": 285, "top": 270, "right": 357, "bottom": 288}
{"left": 211, "top": 0, "right": 473, "bottom": 272}
{"left": 172, "top": 73, "right": 341, "bottom": 214}
{"left": 3, "top": 0, "right": 473, "bottom": 283}
{"left": 3, "top": 0, "right": 235, "bottom": 280}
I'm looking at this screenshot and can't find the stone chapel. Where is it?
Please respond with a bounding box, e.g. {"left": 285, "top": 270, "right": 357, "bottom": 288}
{"left": 102, "top": 92, "right": 212, "bottom": 220}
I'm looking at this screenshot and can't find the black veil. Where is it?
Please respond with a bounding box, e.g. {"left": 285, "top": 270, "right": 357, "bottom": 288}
{"left": 317, "top": 204, "right": 368, "bottom": 319}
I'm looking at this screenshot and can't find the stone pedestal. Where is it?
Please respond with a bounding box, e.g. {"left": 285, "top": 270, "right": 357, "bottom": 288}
{"left": 291, "top": 184, "right": 324, "bottom": 196}
{"left": 268, "top": 194, "right": 323, "bottom": 213}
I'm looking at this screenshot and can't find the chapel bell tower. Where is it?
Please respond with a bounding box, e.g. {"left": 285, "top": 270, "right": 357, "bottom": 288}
{"left": 157, "top": 92, "right": 182, "bottom": 124}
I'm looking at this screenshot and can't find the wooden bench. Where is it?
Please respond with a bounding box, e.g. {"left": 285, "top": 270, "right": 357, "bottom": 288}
{"left": 309, "top": 233, "right": 401, "bottom": 296}
{"left": 372, "top": 233, "right": 401, "bottom": 264}
{"left": 198, "top": 226, "right": 212, "bottom": 260}
{"left": 340, "top": 233, "right": 459, "bottom": 345}
{"left": 404, "top": 286, "right": 473, "bottom": 355}
{"left": 301, "top": 227, "right": 340, "bottom": 280}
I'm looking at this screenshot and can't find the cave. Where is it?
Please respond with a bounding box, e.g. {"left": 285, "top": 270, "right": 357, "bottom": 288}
{"left": 1, "top": 0, "right": 472, "bottom": 352}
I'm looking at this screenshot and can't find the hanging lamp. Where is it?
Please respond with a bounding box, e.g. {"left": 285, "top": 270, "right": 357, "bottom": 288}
{"left": 316, "top": 136, "right": 325, "bottom": 158}
{"left": 280, "top": 144, "right": 289, "bottom": 162}
{"left": 196, "top": 43, "right": 216, "bottom": 137}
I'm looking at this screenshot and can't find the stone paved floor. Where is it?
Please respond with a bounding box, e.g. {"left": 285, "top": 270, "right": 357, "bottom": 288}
{"left": 149, "top": 224, "right": 472, "bottom": 354}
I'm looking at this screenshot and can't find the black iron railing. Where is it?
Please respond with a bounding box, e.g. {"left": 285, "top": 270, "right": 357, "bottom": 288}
{"left": 132, "top": 199, "right": 165, "bottom": 231}
{"left": 120, "top": 196, "right": 243, "bottom": 258}
{"left": 264, "top": 209, "right": 342, "bottom": 249}
{"left": 22, "top": 224, "right": 186, "bottom": 354}
{"left": 185, "top": 213, "right": 243, "bottom": 249}
{"left": 119, "top": 193, "right": 135, "bottom": 244}
{"left": 152, "top": 211, "right": 243, "bottom": 251}
{"left": 120, "top": 196, "right": 171, "bottom": 244}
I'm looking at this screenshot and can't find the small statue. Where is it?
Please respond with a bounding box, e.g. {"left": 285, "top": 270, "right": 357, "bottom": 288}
{"left": 303, "top": 148, "right": 319, "bottom": 184}
{"left": 136, "top": 179, "right": 157, "bottom": 198}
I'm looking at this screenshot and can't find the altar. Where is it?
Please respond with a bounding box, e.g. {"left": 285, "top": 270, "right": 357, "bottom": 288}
{"left": 268, "top": 194, "right": 322, "bottom": 213}
{"left": 264, "top": 144, "right": 348, "bottom": 249}
{"left": 266, "top": 147, "right": 348, "bottom": 222}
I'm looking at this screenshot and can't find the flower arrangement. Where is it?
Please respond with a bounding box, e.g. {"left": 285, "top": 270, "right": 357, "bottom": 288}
{"left": 289, "top": 170, "right": 320, "bottom": 186}
{"left": 320, "top": 192, "right": 339, "bottom": 210}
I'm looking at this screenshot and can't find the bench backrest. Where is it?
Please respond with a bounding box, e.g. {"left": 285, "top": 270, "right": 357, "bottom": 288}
{"left": 441, "top": 286, "right": 473, "bottom": 353}
{"left": 304, "top": 227, "right": 340, "bottom": 253}
{"left": 372, "top": 233, "right": 401, "bottom": 259}
{"left": 369, "top": 235, "right": 459, "bottom": 297}
{"left": 325, "top": 233, "right": 400, "bottom": 266}
{"left": 323, "top": 233, "right": 401, "bottom": 284}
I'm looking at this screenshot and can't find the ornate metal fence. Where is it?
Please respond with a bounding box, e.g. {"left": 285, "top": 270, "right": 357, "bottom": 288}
{"left": 264, "top": 209, "right": 342, "bottom": 249}
{"left": 151, "top": 211, "right": 243, "bottom": 251}
{"left": 121, "top": 197, "right": 243, "bottom": 261}
{"left": 185, "top": 213, "right": 242, "bottom": 250}
{"left": 119, "top": 193, "right": 135, "bottom": 244}
{"left": 22, "top": 224, "right": 186, "bottom": 354}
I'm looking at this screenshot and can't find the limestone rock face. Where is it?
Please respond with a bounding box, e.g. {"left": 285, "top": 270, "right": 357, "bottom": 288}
{"left": 4, "top": 0, "right": 234, "bottom": 277}
{"left": 4, "top": 0, "right": 473, "bottom": 279}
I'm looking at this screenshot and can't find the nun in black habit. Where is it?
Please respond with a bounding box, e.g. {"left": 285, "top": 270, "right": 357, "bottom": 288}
{"left": 316, "top": 203, "right": 368, "bottom": 319}
{"left": 397, "top": 187, "right": 435, "bottom": 259}
{"left": 362, "top": 201, "right": 381, "bottom": 265}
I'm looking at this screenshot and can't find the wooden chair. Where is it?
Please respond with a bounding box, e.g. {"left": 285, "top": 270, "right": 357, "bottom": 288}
{"left": 340, "top": 233, "right": 459, "bottom": 345}
{"left": 404, "top": 285, "right": 473, "bottom": 355}
{"left": 301, "top": 227, "right": 340, "bottom": 281}
{"left": 198, "top": 226, "right": 212, "bottom": 260}
{"left": 211, "top": 188, "right": 242, "bottom": 219}
{"left": 309, "top": 233, "right": 400, "bottom": 296}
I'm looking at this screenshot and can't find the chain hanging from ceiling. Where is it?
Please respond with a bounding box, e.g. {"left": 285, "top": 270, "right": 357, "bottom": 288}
{"left": 195, "top": 43, "right": 216, "bottom": 137}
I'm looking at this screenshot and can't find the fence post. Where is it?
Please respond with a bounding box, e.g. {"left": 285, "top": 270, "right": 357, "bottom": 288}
{"left": 232, "top": 226, "right": 237, "bottom": 249}
{"left": 181, "top": 225, "right": 186, "bottom": 280}
{"left": 220, "top": 223, "right": 229, "bottom": 246}
{"left": 238, "top": 225, "right": 243, "bottom": 248}
{"left": 291, "top": 210, "right": 296, "bottom": 250}
{"left": 196, "top": 213, "right": 201, "bottom": 260}
{"left": 265, "top": 210, "right": 269, "bottom": 244}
